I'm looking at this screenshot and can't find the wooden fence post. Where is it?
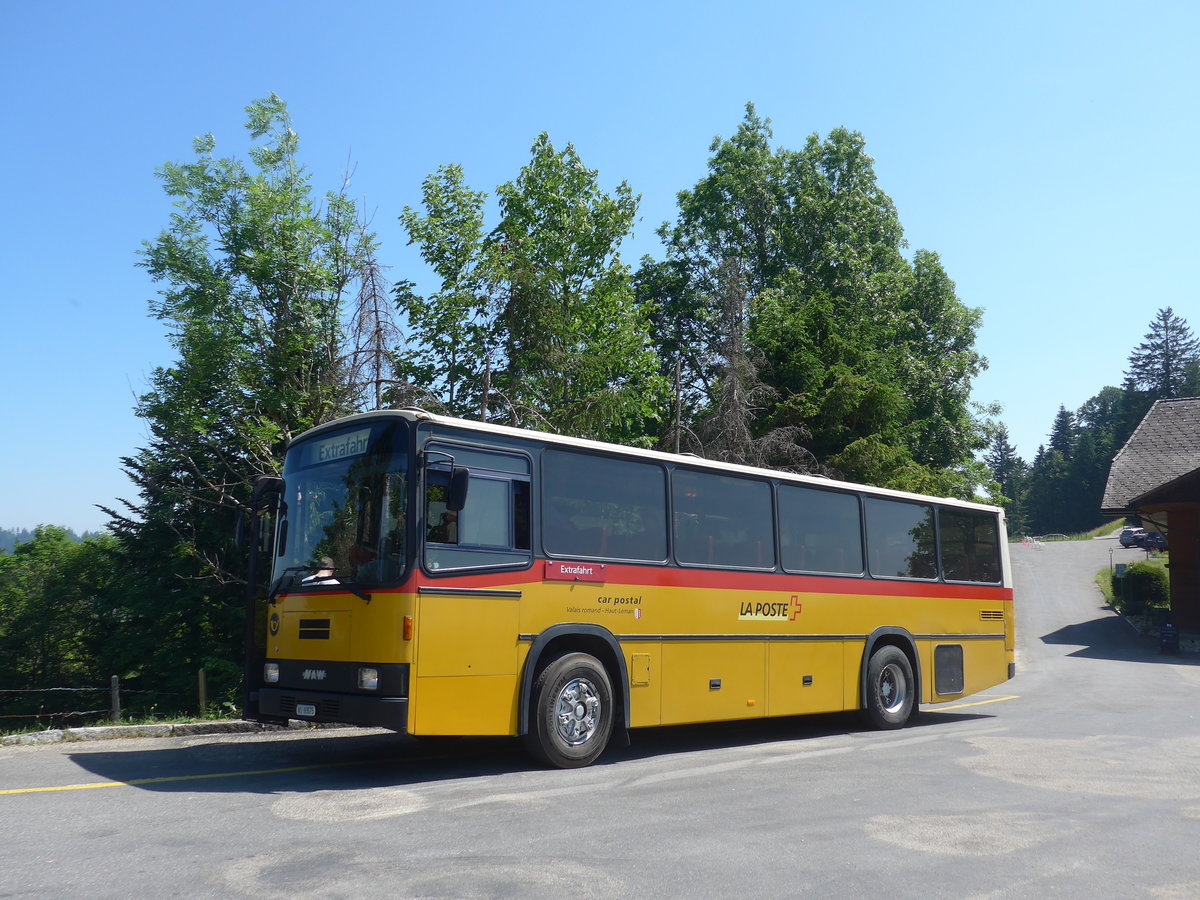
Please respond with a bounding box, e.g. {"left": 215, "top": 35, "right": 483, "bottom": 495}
{"left": 198, "top": 668, "right": 207, "bottom": 716}
{"left": 110, "top": 675, "right": 121, "bottom": 724}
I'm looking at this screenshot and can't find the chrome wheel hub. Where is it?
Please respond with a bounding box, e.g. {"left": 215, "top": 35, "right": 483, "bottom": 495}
{"left": 879, "top": 664, "right": 908, "bottom": 714}
{"left": 555, "top": 677, "right": 602, "bottom": 746}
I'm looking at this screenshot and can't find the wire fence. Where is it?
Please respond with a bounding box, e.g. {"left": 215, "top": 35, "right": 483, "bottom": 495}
{"left": 0, "top": 672, "right": 214, "bottom": 731}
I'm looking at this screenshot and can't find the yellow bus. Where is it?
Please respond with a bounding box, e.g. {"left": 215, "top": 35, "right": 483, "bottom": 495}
{"left": 246, "top": 408, "right": 1014, "bottom": 768}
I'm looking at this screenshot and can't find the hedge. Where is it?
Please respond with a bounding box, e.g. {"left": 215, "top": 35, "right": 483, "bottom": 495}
{"left": 1113, "top": 562, "right": 1170, "bottom": 615}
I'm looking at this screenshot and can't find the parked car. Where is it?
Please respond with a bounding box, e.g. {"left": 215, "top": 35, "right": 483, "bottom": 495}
{"left": 1140, "top": 531, "right": 1168, "bottom": 551}
{"left": 1119, "top": 527, "right": 1146, "bottom": 548}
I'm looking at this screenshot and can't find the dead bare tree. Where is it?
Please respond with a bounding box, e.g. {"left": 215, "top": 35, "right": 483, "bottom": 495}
{"left": 688, "top": 258, "right": 818, "bottom": 474}
{"left": 345, "top": 235, "right": 406, "bottom": 411}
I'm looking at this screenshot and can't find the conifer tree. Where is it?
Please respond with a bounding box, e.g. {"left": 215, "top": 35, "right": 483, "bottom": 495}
{"left": 1048, "top": 407, "right": 1076, "bottom": 458}
{"left": 1125, "top": 307, "right": 1200, "bottom": 399}
{"left": 984, "top": 424, "right": 1028, "bottom": 532}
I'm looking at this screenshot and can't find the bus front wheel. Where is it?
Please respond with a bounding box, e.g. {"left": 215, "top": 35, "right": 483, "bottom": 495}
{"left": 524, "top": 652, "right": 614, "bottom": 769}
{"left": 862, "top": 645, "right": 915, "bottom": 729}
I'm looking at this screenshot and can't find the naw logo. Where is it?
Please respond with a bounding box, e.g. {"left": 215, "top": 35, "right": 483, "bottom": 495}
{"left": 302, "top": 669, "right": 327, "bottom": 681}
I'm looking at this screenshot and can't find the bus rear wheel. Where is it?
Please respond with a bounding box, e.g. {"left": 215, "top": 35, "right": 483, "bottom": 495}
{"left": 524, "top": 652, "right": 614, "bottom": 769}
{"left": 862, "top": 645, "right": 915, "bottom": 729}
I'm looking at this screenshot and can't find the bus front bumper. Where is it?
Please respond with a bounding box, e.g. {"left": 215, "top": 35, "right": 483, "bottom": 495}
{"left": 258, "top": 687, "right": 409, "bottom": 731}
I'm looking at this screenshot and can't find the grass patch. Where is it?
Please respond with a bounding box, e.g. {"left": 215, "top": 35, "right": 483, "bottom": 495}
{"left": 1083, "top": 521, "right": 1129, "bottom": 539}
{"left": 1020, "top": 521, "right": 1143, "bottom": 544}
{"left": 2, "top": 708, "right": 244, "bottom": 738}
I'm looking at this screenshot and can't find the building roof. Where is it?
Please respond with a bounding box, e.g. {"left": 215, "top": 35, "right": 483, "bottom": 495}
{"left": 1101, "top": 397, "right": 1200, "bottom": 514}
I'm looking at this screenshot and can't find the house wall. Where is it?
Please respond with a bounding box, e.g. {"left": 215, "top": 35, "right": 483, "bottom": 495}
{"left": 1161, "top": 507, "right": 1200, "bottom": 631}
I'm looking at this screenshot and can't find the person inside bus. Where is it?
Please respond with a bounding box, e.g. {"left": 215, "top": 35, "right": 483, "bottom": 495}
{"left": 428, "top": 510, "right": 458, "bottom": 544}
{"left": 302, "top": 557, "right": 340, "bottom": 585}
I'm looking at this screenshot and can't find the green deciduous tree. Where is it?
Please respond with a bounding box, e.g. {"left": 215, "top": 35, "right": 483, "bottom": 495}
{"left": 1076, "top": 386, "right": 1125, "bottom": 457}
{"left": 495, "top": 134, "right": 666, "bottom": 442}
{"left": 0, "top": 528, "right": 119, "bottom": 724}
{"left": 397, "top": 164, "right": 498, "bottom": 417}
{"left": 646, "top": 104, "right": 989, "bottom": 495}
{"left": 102, "top": 95, "right": 375, "bottom": 703}
{"left": 398, "top": 135, "right": 667, "bottom": 444}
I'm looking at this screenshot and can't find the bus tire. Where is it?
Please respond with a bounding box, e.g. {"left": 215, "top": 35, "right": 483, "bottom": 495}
{"left": 523, "top": 652, "right": 614, "bottom": 769}
{"left": 862, "top": 645, "right": 915, "bottom": 730}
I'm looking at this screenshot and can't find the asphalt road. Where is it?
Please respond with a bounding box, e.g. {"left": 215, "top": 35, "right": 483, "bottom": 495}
{"left": 3, "top": 537, "right": 1199, "bottom": 899}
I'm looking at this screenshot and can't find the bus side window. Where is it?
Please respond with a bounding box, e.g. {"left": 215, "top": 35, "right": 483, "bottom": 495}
{"left": 778, "top": 484, "right": 863, "bottom": 576}
{"left": 864, "top": 497, "right": 937, "bottom": 580}
{"left": 424, "top": 464, "right": 532, "bottom": 572}
{"left": 939, "top": 507, "right": 1001, "bottom": 583}
{"left": 458, "top": 476, "right": 511, "bottom": 547}
{"left": 672, "top": 470, "right": 774, "bottom": 570}
{"left": 542, "top": 449, "right": 667, "bottom": 562}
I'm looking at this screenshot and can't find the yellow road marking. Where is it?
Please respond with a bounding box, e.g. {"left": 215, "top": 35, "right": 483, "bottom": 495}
{"left": 925, "top": 694, "right": 1019, "bottom": 712}
{"left": 0, "top": 758, "right": 379, "bottom": 796}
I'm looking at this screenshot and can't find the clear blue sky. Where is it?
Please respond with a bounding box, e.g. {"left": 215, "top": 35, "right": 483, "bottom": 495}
{"left": 3, "top": 1, "right": 1196, "bottom": 533}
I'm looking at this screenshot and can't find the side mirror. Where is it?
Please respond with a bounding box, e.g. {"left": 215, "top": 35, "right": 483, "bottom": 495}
{"left": 249, "top": 476, "right": 286, "bottom": 555}
{"left": 252, "top": 475, "right": 284, "bottom": 511}
{"left": 447, "top": 467, "right": 470, "bottom": 512}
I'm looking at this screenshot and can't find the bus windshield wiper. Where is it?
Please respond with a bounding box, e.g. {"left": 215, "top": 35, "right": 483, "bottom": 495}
{"left": 334, "top": 579, "right": 372, "bottom": 604}
{"left": 267, "top": 564, "right": 371, "bottom": 605}
{"left": 267, "top": 565, "right": 312, "bottom": 605}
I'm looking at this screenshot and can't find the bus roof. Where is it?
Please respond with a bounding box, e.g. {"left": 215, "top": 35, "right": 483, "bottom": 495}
{"left": 290, "top": 407, "right": 1003, "bottom": 515}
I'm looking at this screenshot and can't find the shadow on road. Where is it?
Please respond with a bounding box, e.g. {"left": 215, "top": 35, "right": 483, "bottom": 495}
{"left": 65, "top": 709, "right": 995, "bottom": 794}
{"left": 1040, "top": 614, "right": 1200, "bottom": 666}
{"left": 66, "top": 731, "right": 530, "bottom": 795}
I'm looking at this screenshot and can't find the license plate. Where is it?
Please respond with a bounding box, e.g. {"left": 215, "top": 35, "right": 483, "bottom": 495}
{"left": 295, "top": 703, "right": 317, "bottom": 717}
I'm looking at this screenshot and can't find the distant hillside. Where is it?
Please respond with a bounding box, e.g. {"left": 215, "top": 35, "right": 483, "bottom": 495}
{"left": 0, "top": 527, "right": 97, "bottom": 554}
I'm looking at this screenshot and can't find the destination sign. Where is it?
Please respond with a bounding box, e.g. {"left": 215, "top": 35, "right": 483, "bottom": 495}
{"left": 544, "top": 561, "right": 607, "bottom": 583}
{"left": 305, "top": 428, "right": 372, "bottom": 467}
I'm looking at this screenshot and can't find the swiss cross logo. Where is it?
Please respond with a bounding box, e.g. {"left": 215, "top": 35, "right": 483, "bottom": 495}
{"left": 788, "top": 595, "right": 803, "bottom": 621}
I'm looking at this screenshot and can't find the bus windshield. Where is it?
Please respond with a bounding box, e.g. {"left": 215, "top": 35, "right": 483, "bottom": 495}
{"left": 274, "top": 421, "right": 408, "bottom": 589}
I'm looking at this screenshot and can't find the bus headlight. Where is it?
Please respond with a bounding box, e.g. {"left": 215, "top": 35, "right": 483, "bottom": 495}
{"left": 264, "top": 663, "right": 280, "bottom": 683}
{"left": 358, "top": 667, "right": 380, "bottom": 690}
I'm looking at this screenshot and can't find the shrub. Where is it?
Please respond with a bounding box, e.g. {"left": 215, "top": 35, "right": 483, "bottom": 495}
{"left": 1114, "top": 562, "right": 1170, "bottom": 615}
{"left": 201, "top": 657, "right": 245, "bottom": 713}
